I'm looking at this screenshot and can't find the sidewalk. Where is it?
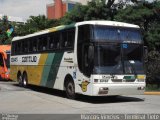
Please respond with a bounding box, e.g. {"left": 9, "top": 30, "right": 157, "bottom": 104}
{"left": 144, "top": 91, "right": 160, "bottom": 95}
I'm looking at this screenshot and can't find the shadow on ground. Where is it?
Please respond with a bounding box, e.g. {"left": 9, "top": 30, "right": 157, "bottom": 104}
{"left": 19, "top": 84, "right": 145, "bottom": 104}
{"left": 0, "top": 79, "right": 13, "bottom": 82}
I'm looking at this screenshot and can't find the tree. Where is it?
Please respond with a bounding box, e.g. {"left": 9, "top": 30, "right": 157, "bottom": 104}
{"left": 61, "top": 0, "right": 116, "bottom": 25}
{"left": 115, "top": 1, "right": 160, "bottom": 50}
{"left": 0, "top": 15, "right": 13, "bottom": 44}
{"left": 84, "top": 0, "right": 110, "bottom": 20}
{"left": 16, "top": 15, "right": 59, "bottom": 36}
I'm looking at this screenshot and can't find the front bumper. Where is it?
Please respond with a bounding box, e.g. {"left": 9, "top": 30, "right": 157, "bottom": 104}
{"left": 91, "top": 83, "right": 145, "bottom": 96}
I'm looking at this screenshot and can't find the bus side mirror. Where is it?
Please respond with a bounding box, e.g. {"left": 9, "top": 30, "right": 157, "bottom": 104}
{"left": 144, "top": 46, "right": 148, "bottom": 63}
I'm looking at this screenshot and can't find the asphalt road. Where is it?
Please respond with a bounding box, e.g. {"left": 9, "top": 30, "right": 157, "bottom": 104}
{"left": 0, "top": 81, "right": 160, "bottom": 119}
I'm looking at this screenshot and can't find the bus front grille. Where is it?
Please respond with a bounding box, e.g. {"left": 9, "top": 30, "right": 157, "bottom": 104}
{"left": 111, "top": 79, "right": 135, "bottom": 82}
{"left": 111, "top": 79, "right": 123, "bottom": 82}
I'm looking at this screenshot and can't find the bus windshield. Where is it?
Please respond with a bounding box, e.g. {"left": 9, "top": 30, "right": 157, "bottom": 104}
{"left": 94, "top": 44, "right": 123, "bottom": 74}
{"left": 93, "top": 26, "right": 142, "bottom": 43}
{"left": 77, "top": 25, "right": 144, "bottom": 76}
{"left": 93, "top": 44, "right": 144, "bottom": 74}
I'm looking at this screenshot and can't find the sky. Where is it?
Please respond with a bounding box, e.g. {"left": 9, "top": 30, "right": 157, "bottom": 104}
{"left": 0, "top": 0, "right": 53, "bottom": 20}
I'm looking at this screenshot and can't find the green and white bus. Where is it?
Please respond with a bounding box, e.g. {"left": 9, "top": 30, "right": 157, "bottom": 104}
{"left": 10, "top": 21, "right": 146, "bottom": 99}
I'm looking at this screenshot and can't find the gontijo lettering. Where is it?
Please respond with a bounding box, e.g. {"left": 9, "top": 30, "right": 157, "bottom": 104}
{"left": 22, "top": 56, "right": 37, "bottom": 62}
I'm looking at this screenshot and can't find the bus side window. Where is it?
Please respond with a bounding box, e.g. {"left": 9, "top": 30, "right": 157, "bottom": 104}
{"left": 77, "top": 25, "right": 91, "bottom": 74}
{"left": 14, "top": 43, "right": 17, "bottom": 55}
{"left": 15, "top": 41, "right": 21, "bottom": 55}
{"left": 54, "top": 32, "right": 60, "bottom": 49}
{"left": 48, "top": 35, "right": 54, "bottom": 50}
{"left": 22, "top": 40, "right": 28, "bottom": 53}
{"left": 67, "top": 29, "right": 75, "bottom": 48}
{"left": 33, "top": 46, "right": 37, "bottom": 52}
{"left": 32, "top": 39, "right": 37, "bottom": 52}
{"left": 24, "top": 40, "right": 28, "bottom": 53}
{"left": 42, "top": 36, "right": 47, "bottom": 51}
{"left": 61, "top": 31, "right": 67, "bottom": 48}
{"left": 11, "top": 42, "right": 15, "bottom": 55}
{"left": 38, "top": 37, "right": 43, "bottom": 51}
{"left": 28, "top": 39, "right": 32, "bottom": 52}
{"left": 29, "top": 38, "right": 37, "bottom": 52}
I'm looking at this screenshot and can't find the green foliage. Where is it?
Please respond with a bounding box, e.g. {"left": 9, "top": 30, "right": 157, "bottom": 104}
{"left": 146, "top": 84, "right": 160, "bottom": 91}
{"left": 83, "top": 0, "right": 110, "bottom": 20}
{"left": 115, "top": 1, "right": 160, "bottom": 51}
{"left": 16, "top": 15, "right": 60, "bottom": 36}
{"left": 146, "top": 51, "right": 160, "bottom": 82}
{"left": 61, "top": 0, "right": 116, "bottom": 24}
{"left": 115, "top": 4, "right": 154, "bottom": 29}
{"left": 145, "top": 21, "right": 160, "bottom": 50}
{"left": 0, "top": 15, "right": 13, "bottom": 44}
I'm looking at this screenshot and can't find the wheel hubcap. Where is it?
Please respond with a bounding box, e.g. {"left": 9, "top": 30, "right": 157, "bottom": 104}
{"left": 23, "top": 78, "right": 27, "bottom": 85}
{"left": 67, "top": 83, "right": 74, "bottom": 95}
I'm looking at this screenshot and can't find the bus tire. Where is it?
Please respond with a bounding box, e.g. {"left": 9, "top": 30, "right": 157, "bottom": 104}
{"left": 22, "top": 73, "right": 28, "bottom": 88}
{"left": 17, "top": 73, "right": 23, "bottom": 87}
{"left": 65, "top": 78, "right": 76, "bottom": 99}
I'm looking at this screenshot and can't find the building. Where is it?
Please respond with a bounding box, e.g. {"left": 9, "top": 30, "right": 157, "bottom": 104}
{"left": 47, "top": 0, "right": 90, "bottom": 19}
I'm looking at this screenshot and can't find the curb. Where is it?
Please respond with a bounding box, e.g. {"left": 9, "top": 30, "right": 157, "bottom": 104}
{"left": 144, "top": 92, "right": 160, "bottom": 95}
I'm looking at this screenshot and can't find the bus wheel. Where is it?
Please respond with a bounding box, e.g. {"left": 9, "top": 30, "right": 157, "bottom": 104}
{"left": 17, "top": 74, "right": 23, "bottom": 87}
{"left": 22, "top": 73, "right": 28, "bottom": 87}
{"left": 65, "top": 80, "right": 76, "bottom": 99}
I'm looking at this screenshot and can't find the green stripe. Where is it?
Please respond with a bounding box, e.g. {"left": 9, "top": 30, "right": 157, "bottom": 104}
{"left": 45, "top": 52, "right": 64, "bottom": 88}
{"left": 55, "top": 23, "right": 75, "bottom": 31}
{"left": 40, "top": 53, "right": 55, "bottom": 86}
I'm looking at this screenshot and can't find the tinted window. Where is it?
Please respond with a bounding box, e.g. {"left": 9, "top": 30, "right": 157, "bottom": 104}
{"left": 61, "top": 31, "right": 67, "bottom": 48}
{"left": 67, "top": 29, "right": 75, "bottom": 48}
{"left": 77, "top": 25, "right": 91, "bottom": 73}
{"left": 29, "top": 38, "right": 37, "bottom": 52}
{"left": 22, "top": 40, "right": 28, "bottom": 53}
{"left": 11, "top": 43, "right": 15, "bottom": 55}
{"left": 54, "top": 32, "right": 60, "bottom": 49}
{"left": 15, "top": 41, "right": 21, "bottom": 54}
{"left": 48, "top": 34, "right": 55, "bottom": 50}
{"left": 93, "top": 26, "right": 142, "bottom": 43}
{"left": 78, "top": 25, "right": 91, "bottom": 43}
{"left": 38, "top": 36, "right": 48, "bottom": 51}
{"left": 12, "top": 28, "right": 75, "bottom": 55}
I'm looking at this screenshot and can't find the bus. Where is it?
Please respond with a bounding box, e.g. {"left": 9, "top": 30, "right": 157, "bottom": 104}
{"left": 10, "top": 21, "right": 146, "bottom": 99}
{"left": 0, "top": 45, "right": 11, "bottom": 80}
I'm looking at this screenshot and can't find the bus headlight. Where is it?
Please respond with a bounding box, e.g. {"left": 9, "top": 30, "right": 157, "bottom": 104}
{"left": 137, "top": 75, "right": 145, "bottom": 82}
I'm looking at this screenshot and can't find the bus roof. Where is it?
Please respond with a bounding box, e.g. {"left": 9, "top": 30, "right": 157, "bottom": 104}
{"left": 12, "top": 20, "right": 140, "bottom": 42}
{"left": 75, "top": 20, "right": 140, "bottom": 28}
{"left": 12, "top": 23, "right": 75, "bottom": 42}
